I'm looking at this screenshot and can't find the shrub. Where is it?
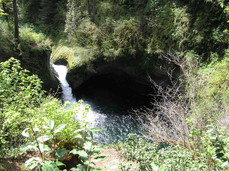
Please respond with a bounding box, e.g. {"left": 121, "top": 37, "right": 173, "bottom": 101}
{"left": 120, "top": 134, "right": 206, "bottom": 171}
{"left": 29, "top": 98, "right": 90, "bottom": 149}
{"left": 0, "top": 57, "right": 44, "bottom": 155}
{"left": 19, "top": 26, "right": 52, "bottom": 56}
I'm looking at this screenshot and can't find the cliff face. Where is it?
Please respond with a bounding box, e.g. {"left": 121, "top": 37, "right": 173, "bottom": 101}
{"left": 22, "top": 48, "right": 59, "bottom": 92}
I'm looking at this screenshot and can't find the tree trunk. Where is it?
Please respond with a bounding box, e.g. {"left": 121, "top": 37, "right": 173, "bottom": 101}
{"left": 91, "top": 0, "right": 96, "bottom": 22}
{"left": 13, "top": 0, "right": 19, "bottom": 43}
{"left": 87, "top": 0, "right": 91, "bottom": 17}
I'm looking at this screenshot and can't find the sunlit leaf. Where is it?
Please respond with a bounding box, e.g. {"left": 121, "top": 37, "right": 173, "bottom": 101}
{"left": 39, "top": 144, "right": 51, "bottom": 152}
{"left": 75, "top": 134, "right": 83, "bottom": 139}
{"left": 37, "top": 135, "right": 53, "bottom": 143}
{"left": 74, "top": 128, "right": 85, "bottom": 134}
{"left": 24, "top": 157, "right": 41, "bottom": 169}
{"left": 54, "top": 124, "right": 66, "bottom": 134}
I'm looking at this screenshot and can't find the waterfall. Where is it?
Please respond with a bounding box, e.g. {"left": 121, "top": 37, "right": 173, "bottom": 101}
{"left": 51, "top": 59, "right": 141, "bottom": 144}
{"left": 52, "top": 64, "right": 76, "bottom": 104}
{"left": 51, "top": 62, "right": 103, "bottom": 125}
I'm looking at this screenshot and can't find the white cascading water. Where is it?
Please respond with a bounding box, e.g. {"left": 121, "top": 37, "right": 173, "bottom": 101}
{"left": 51, "top": 64, "right": 76, "bottom": 103}
{"left": 51, "top": 58, "right": 140, "bottom": 144}
{"left": 51, "top": 62, "right": 104, "bottom": 125}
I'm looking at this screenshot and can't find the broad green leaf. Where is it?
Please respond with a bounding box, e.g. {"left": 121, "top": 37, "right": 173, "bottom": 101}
{"left": 70, "top": 149, "right": 78, "bottom": 155}
{"left": 90, "top": 168, "right": 102, "bottom": 171}
{"left": 41, "top": 162, "right": 60, "bottom": 171}
{"left": 33, "top": 127, "right": 40, "bottom": 132}
{"left": 39, "top": 144, "right": 51, "bottom": 152}
{"left": 55, "top": 148, "right": 68, "bottom": 160}
{"left": 37, "top": 135, "right": 53, "bottom": 143}
{"left": 54, "top": 124, "right": 66, "bottom": 134}
{"left": 76, "top": 164, "right": 86, "bottom": 170}
{"left": 20, "top": 145, "right": 36, "bottom": 152}
{"left": 29, "top": 163, "right": 39, "bottom": 170}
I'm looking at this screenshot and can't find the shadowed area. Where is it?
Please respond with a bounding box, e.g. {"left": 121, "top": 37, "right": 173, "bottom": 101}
{"left": 74, "top": 71, "right": 155, "bottom": 112}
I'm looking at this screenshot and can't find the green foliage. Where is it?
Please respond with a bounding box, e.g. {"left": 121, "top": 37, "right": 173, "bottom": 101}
{"left": 189, "top": 125, "right": 229, "bottom": 170}
{"left": 21, "top": 120, "right": 68, "bottom": 170}
{"left": 0, "top": 21, "right": 51, "bottom": 60}
{"left": 199, "top": 55, "right": 229, "bottom": 105}
{"left": 20, "top": 26, "right": 51, "bottom": 49}
{"left": 22, "top": 119, "right": 104, "bottom": 170}
{"left": 0, "top": 58, "right": 87, "bottom": 157}
{"left": 120, "top": 134, "right": 206, "bottom": 171}
{"left": 146, "top": 2, "right": 190, "bottom": 53}
{"left": 18, "top": 25, "right": 52, "bottom": 58}
{"left": 0, "top": 57, "right": 44, "bottom": 155}
{"left": 70, "top": 128, "right": 105, "bottom": 170}
{"left": 0, "top": 58, "right": 105, "bottom": 170}
{"left": 19, "top": 0, "right": 66, "bottom": 35}
{"left": 29, "top": 99, "right": 90, "bottom": 148}
{"left": 103, "top": 17, "right": 142, "bottom": 58}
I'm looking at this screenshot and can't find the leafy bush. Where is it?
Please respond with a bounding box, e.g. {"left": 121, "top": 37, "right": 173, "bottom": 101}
{"left": 198, "top": 55, "right": 229, "bottom": 108}
{"left": 0, "top": 57, "right": 44, "bottom": 155}
{"left": 29, "top": 99, "right": 90, "bottom": 149}
{"left": 20, "top": 26, "right": 51, "bottom": 49}
{"left": 21, "top": 119, "right": 104, "bottom": 170}
{"left": 120, "top": 134, "right": 206, "bottom": 171}
{"left": 19, "top": 26, "right": 52, "bottom": 58}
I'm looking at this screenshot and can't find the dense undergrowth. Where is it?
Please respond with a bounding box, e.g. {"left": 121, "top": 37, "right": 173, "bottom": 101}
{"left": 0, "top": 0, "right": 229, "bottom": 170}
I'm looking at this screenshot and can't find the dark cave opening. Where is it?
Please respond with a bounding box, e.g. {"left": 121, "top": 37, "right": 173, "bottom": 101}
{"left": 74, "top": 71, "right": 156, "bottom": 112}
